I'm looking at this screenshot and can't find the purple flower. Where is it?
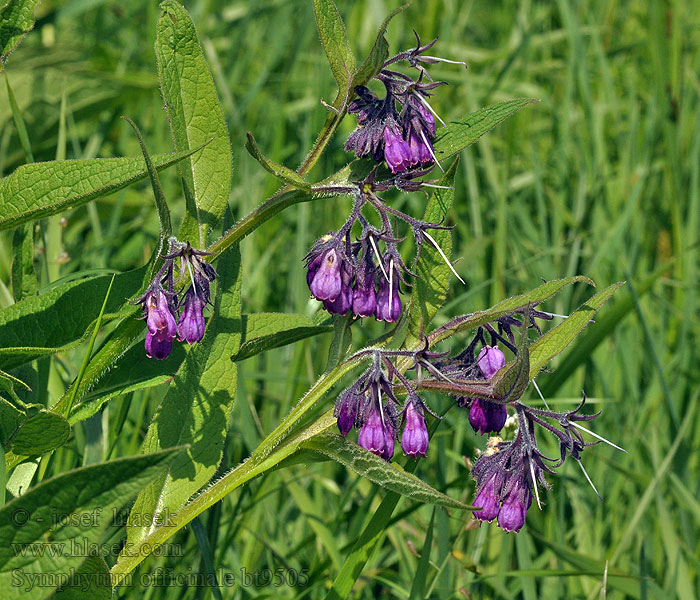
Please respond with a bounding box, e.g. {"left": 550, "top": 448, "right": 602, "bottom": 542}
{"left": 375, "top": 267, "right": 401, "bottom": 323}
{"left": 477, "top": 345, "right": 506, "bottom": 379}
{"left": 401, "top": 400, "right": 429, "bottom": 458}
{"left": 407, "top": 129, "right": 433, "bottom": 165}
{"left": 143, "top": 289, "right": 177, "bottom": 360}
{"left": 309, "top": 248, "right": 342, "bottom": 301}
{"left": 334, "top": 388, "right": 362, "bottom": 436}
{"left": 352, "top": 257, "right": 377, "bottom": 318}
{"left": 177, "top": 286, "right": 206, "bottom": 344}
{"left": 323, "top": 261, "right": 353, "bottom": 315}
{"left": 497, "top": 477, "right": 532, "bottom": 533}
{"left": 383, "top": 123, "right": 412, "bottom": 174}
{"left": 358, "top": 402, "right": 395, "bottom": 461}
{"left": 473, "top": 472, "right": 501, "bottom": 523}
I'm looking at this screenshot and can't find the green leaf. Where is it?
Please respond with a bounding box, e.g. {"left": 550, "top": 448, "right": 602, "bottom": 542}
{"left": 127, "top": 244, "right": 242, "bottom": 545}
{"left": 69, "top": 343, "right": 186, "bottom": 424}
{"left": 51, "top": 555, "right": 112, "bottom": 599}
{"left": 425, "top": 276, "right": 594, "bottom": 350}
{"left": 156, "top": 0, "right": 232, "bottom": 247}
{"left": 433, "top": 99, "right": 539, "bottom": 162}
{"left": 0, "top": 268, "right": 145, "bottom": 371}
{"left": 11, "top": 224, "right": 36, "bottom": 301}
{"left": 0, "top": 0, "right": 41, "bottom": 69}
{"left": 9, "top": 409, "right": 70, "bottom": 456}
{"left": 232, "top": 312, "right": 333, "bottom": 362}
{"left": 0, "top": 150, "right": 198, "bottom": 231}
{"left": 404, "top": 159, "right": 459, "bottom": 348}
{"left": 528, "top": 282, "right": 624, "bottom": 378}
{"left": 313, "top": 0, "right": 355, "bottom": 92}
{"left": 324, "top": 314, "right": 353, "bottom": 372}
{"left": 302, "top": 433, "right": 473, "bottom": 510}
{"left": 492, "top": 309, "right": 531, "bottom": 401}
{"left": 0, "top": 447, "right": 183, "bottom": 600}
{"left": 351, "top": 3, "right": 410, "bottom": 88}
{"left": 245, "top": 132, "right": 311, "bottom": 190}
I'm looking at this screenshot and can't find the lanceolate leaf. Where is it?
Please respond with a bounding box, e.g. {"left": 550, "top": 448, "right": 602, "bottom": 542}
{"left": 313, "top": 0, "right": 355, "bottom": 93}
{"left": 528, "top": 282, "right": 624, "bottom": 378}
{"left": 404, "top": 159, "right": 458, "bottom": 348}
{"left": 245, "top": 133, "right": 311, "bottom": 190}
{"left": 156, "top": 0, "right": 232, "bottom": 247}
{"left": 433, "top": 98, "right": 539, "bottom": 162}
{"left": 0, "top": 268, "right": 146, "bottom": 371}
{"left": 232, "top": 312, "right": 333, "bottom": 362}
{"left": 0, "top": 448, "right": 184, "bottom": 600}
{"left": 0, "top": 150, "right": 199, "bottom": 231}
{"left": 0, "top": 0, "right": 41, "bottom": 69}
{"left": 127, "top": 244, "right": 242, "bottom": 546}
{"left": 302, "top": 433, "right": 473, "bottom": 511}
{"left": 8, "top": 409, "right": 70, "bottom": 456}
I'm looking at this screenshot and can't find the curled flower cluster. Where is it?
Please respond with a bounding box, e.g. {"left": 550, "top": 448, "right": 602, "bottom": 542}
{"left": 345, "top": 35, "right": 461, "bottom": 174}
{"left": 332, "top": 307, "right": 614, "bottom": 533}
{"left": 133, "top": 239, "right": 217, "bottom": 359}
{"left": 304, "top": 37, "right": 466, "bottom": 320}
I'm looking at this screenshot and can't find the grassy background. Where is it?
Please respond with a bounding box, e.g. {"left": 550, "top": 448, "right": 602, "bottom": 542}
{"left": 1, "top": 0, "right": 699, "bottom": 598}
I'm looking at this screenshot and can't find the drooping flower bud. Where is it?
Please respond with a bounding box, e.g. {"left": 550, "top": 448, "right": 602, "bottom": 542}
{"left": 334, "top": 388, "right": 362, "bottom": 436}
{"left": 383, "top": 122, "right": 412, "bottom": 174}
{"left": 477, "top": 345, "right": 506, "bottom": 379}
{"left": 401, "top": 400, "right": 429, "bottom": 458}
{"left": 323, "top": 261, "right": 354, "bottom": 316}
{"left": 309, "top": 248, "right": 342, "bottom": 301}
{"left": 358, "top": 402, "right": 395, "bottom": 461}
{"left": 143, "top": 288, "right": 177, "bottom": 360}
{"left": 407, "top": 129, "right": 433, "bottom": 165}
{"left": 177, "top": 286, "right": 206, "bottom": 344}
{"left": 473, "top": 472, "right": 501, "bottom": 523}
{"left": 497, "top": 477, "right": 532, "bottom": 533}
{"left": 375, "top": 265, "right": 402, "bottom": 323}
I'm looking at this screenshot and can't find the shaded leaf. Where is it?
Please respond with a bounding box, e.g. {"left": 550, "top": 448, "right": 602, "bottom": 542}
{"left": 51, "top": 555, "right": 112, "bottom": 599}
{"left": 313, "top": 0, "right": 355, "bottom": 92}
{"left": 302, "top": 433, "right": 473, "bottom": 510}
{"left": 0, "top": 447, "right": 184, "bottom": 600}
{"left": 0, "top": 0, "right": 41, "bottom": 69}
{"left": 232, "top": 312, "right": 333, "bottom": 362}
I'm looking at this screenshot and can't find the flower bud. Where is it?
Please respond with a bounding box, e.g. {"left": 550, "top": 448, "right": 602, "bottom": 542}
{"left": 473, "top": 473, "right": 501, "bottom": 523}
{"left": 383, "top": 124, "right": 412, "bottom": 174}
{"left": 358, "top": 403, "right": 395, "bottom": 461}
{"left": 375, "top": 273, "right": 401, "bottom": 323}
{"left": 477, "top": 345, "right": 506, "bottom": 379}
{"left": 178, "top": 286, "right": 206, "bottom": 344}
{"left": 497, "top": 478, "right": 532, "bottom": 533}
{"left": 401, "top": 401, "right": 429, "bottom": 458}
{"left": 334, "top": 389, "right": 361, "bottom": 436}
{"left": 309, "top": 248, "right": 342, "bottom": 301}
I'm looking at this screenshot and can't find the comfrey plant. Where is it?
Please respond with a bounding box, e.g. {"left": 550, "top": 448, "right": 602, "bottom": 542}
{"left": 0, "top": 1, "right": 625, "bottom": 595}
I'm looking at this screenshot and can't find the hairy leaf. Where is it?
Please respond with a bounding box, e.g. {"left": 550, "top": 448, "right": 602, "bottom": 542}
{"left": 156, "top": 0, "right": 232, "bottom": 247}
{"left": 313, "top": 0, "right": 355, "bottom": 92}
{"left": 127, "top": 244, "right": 242, "bottom": 545}
{"left": 0, "top": 151, "right": 198, "bottom": 231}
{"left": 302, "top": 433, "right": 472, "bottom": 510}
{"left": 433, "top": 99, "right": 538, "bottom": 162}
{"left": 245, "top": 133, "right": 311, "bottom": 190}
{"left": 52, "top": 555, "right": 112, "bottom": 599}
{"left": 0, "top": 269, "right": 145, "bottom": 371}
{"left": 233, "top": 312, "right": 333, "bottom": 362}
{"left": 0, "top": 0, "right": 41, "bottom": 69}
{"left": 0, "top": 447, "right": 183, "bottom": 600}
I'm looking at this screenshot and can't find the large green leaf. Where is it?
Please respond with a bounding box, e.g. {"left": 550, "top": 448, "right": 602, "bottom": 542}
{"left": 0, "top": 0, "right": 40, "bottom": 69}
{"left": 156, "top": 0, "right": 232, "bottom": 247}
{"left": 433, "top": 98, "right": 538, "bottom": 162}
{"left": 51, "top": 555, "right": 112, "bottom": 599}
{"left": 0, "top": 151, "right": 197, "bottom": 231}
{"left": 0, "top": 268, "right": 145, "bottom": 371}
{"left": 302, "top": 433, "right": 472, "bottom": 510}
{"left": 232, "top": 312, "right": 333, "bottom": 362}
{"left": 528, "top": 282, "right": 624, "bottom": 378}
{"left": 313, "top": 0, "right": 355, "bottom": 93}
{"left": 126, "top": 244, "right": 242, "bottom": 545}
{"left": 0, "top": 447, "right": 183, "bottom": 600}
{"left": 404, "top": 159, "right": 458, "bottom": 348}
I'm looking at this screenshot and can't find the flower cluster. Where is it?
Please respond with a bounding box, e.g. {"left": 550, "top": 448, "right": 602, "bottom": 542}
{"left": 345, "top": 35, "right": 462, "bottom": 174}
{"left": 304, "top": 37, "right": 466, "bottom": 320}
{"left": 132, "top": 239, "right": 217, "bottom": 359}
{"left": 332, "top": 308, "right": 616, "bottom": 533}
{"left": 334, "top": 350, "right": 437, "bottom": 460}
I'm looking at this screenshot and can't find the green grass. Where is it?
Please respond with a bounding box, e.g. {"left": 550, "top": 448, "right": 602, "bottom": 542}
{"left": 1, "top": 0, "right": 699, "bottom": 598}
